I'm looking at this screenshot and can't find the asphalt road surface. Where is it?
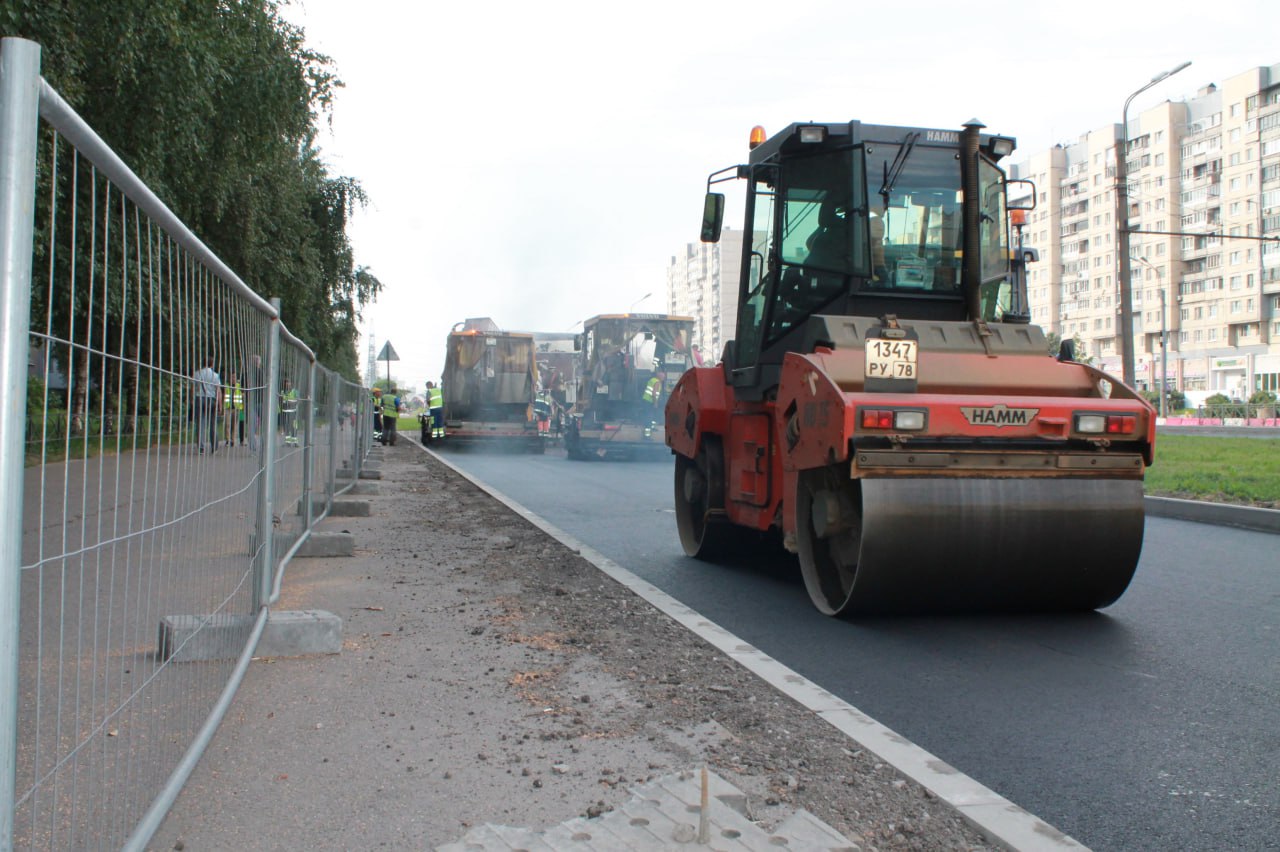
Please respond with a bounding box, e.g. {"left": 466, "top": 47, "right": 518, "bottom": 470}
{"left": 433, "top": 442, "right": 1279, "bottom": 852}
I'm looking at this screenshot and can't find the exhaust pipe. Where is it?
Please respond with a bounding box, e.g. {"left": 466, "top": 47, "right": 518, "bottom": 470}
{"left": 961, "top": 119, "right": 984, "bottom": 320}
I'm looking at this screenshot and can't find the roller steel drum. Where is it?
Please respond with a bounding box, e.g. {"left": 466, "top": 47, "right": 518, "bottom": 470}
{"left": 796, "top": 475, "right": 1145, "bottom": 616}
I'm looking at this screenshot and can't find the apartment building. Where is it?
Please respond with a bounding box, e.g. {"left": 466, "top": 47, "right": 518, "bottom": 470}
{"left": 1012, "top": 63, "right": 1280, "bottom": 401}
{"left": 666, "top": 227, "right": 742, "bottom": 365}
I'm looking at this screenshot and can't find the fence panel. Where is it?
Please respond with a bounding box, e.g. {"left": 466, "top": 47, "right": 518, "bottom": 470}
{"left": 0, "top": 38, "right": 371, "bottom": 851}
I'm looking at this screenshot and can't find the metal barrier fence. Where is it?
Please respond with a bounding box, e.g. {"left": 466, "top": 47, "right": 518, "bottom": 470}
{"left": 0, "top": 38, "right": 373, "bottom": 850}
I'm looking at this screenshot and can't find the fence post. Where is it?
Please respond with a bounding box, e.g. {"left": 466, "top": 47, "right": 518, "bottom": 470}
{"left": 302, "top": 357, "right": 315, "bottom": 529}
{"left": 0, "top": 37, "right": 41, "bottom": 849}
{"left": 355, "top": 390, "right": 365, "bottom": 478}
{"left": 253, "top": 300, "right": 282, "bottom": 612}
{"left": 327, "top": 372, "right": 338, "bottom": 504}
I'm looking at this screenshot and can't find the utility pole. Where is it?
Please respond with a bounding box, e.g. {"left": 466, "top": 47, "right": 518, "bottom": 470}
{"left": 1134, "top": 255, "right": 1169, "bottom": 418}
{"left": 1159, "top": 287, "right": 1168, "bottom": 418}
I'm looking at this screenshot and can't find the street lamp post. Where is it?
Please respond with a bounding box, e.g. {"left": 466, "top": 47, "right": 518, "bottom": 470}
{"left": 1115, "top": 60, "right": 1191, "bottom": 391}
{"left": 629, "top": 292, "right": 653, "bottom": 313}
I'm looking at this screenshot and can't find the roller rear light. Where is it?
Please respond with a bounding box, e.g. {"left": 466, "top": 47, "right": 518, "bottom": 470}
{"left": 1075, "top": 413, "right": 1138, "bottom": 435}
{"left": 860, "top": 408, "right": 926, "bottom": 431}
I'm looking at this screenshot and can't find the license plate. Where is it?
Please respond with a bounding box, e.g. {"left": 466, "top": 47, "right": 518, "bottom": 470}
{"left": 864, "top": 338, "right": 917, "bottom": 380}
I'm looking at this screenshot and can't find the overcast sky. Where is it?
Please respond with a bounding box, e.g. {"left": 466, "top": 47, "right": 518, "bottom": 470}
{"left": 282, "top": 0, "right": 1277, "bottom": 390}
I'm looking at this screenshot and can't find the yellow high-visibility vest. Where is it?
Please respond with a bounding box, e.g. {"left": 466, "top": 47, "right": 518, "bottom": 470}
{"left": 642, "top": 377, "right": 661, "bottom": 403}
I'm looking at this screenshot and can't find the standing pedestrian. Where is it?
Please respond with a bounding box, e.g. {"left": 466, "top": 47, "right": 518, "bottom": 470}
{"left": 426, "top": 381, "right": 444, "bottom": 439}
{"left": 280, "top": 378, "right": 300, "bottom": 447}
{"left": 192, "top": 356, "right": 222, "bottom": 454}
{"left": 246, "top": 354, "right": 264, "bottom": 451}
{"left": 223, "top": 371, "right": 243, "bottom": 447}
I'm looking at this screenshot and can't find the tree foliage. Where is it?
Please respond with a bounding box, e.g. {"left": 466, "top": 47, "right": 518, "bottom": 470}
{"left": 1043, "top": 331, "right": 1093, "bottom": 365}
{"left": 5, "top": 0, "right": 379, "bottom": 379}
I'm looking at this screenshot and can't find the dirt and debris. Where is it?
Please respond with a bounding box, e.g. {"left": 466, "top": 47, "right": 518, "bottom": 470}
{"left": 149, "top": 444, "right": 995, "bottom": 851}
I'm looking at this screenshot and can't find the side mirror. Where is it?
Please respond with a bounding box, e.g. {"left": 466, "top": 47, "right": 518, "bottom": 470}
{"left": 700, "top": 192, "right": 725, "bottom": 243}
{"left": 1006, "top": 178, "right": 1036, "bottom": 212}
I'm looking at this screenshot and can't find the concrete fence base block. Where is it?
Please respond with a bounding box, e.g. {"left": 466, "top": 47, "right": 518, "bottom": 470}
{"left": 358, "top": 468, "right": 383, "bottom": 480}
{"left": 297, "top": 531, "right": 355, "bottom": 557}
{"left": 327, "top": 499, "right": 371, "bottom": 517}
{"left": 270, "top": 531, "right": 299, "bottom": 556}
{"left": 350, "top": 482, "right": 381, "bottom": 496}
{"left": 336, "top": 468, "right": 355, "bottom": 479}
{"left": 257, "top": 610, "right": 343, "bottom": 657}
{"left": 158, "top": 613, "right": 255, "bottom": 662}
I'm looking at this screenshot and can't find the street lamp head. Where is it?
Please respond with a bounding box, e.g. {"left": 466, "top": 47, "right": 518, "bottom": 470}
{"left": 1148, "top": 60, "right": 1192, "bottom": 85}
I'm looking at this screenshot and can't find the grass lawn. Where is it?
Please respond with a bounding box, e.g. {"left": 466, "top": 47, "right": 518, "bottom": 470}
{"left": 1146, "top": 434, "right": 1280, "bottom": 508}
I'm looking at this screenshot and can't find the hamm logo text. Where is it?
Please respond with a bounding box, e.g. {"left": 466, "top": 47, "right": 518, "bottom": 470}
{"left": 960, "top": 405, "right": 1039, "bottom": 427}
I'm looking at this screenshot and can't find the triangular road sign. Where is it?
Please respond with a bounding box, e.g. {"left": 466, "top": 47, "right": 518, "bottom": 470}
{"left": 377, "top": 341, "right": 400, "bottom": 361}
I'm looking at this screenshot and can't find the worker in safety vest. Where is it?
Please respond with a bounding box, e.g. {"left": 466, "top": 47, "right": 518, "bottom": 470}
{"left": 380, "top": 387, "right": 401, "bottom": 445}
{"left": 426, "top": 381, "right": 444, "bottom": 438}
{"left": 642, "top": 371, "right": 665, "bottom": 406}
{"left": 372, "top": 388, "right": 383, "bottom": 440}
{"left": 223, "top": 372, "right": 244, "bottom": 447}
{"left": 280, "top": 378, "right": 300, "bottom": 447}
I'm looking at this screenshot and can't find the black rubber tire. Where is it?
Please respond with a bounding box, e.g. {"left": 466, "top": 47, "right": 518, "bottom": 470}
{"left": 564, "top": 422, "right": 586, "bottom": 460}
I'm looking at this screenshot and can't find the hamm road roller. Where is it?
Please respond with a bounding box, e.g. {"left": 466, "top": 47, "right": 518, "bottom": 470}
{"left": 666, "top": 120, "right": 1156, "bottom": 615}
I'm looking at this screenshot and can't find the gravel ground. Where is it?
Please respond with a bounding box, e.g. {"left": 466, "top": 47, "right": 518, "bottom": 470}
{"left": 149, "top": 443, "right": 995, "bottom": 851}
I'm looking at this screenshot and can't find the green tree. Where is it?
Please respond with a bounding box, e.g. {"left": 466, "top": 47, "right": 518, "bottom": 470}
{"left": 8, "top": 0, "right": 379, "bottom": 403}
{"left": 1044, "top": 331, "right": 1093, "bottom": 365}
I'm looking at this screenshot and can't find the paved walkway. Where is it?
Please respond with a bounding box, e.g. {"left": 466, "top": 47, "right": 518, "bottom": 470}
{"left": 147, "top": 444, "right": 1078, "bottom": 851}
